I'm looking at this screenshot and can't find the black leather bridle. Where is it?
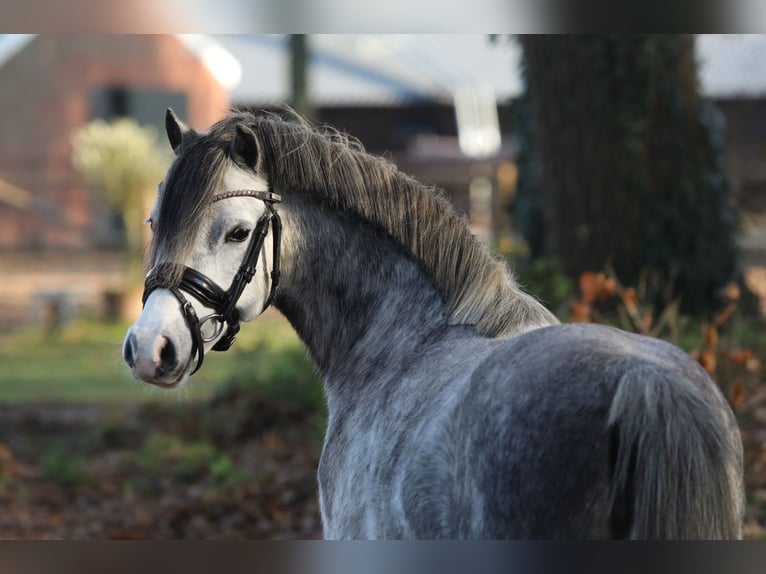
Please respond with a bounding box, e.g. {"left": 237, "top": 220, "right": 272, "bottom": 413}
{"left": 142, "top": 189, "right": 282, "bottom": 375}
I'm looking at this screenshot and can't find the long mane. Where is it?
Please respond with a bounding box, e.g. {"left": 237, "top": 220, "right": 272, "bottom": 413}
{"left": 152, "top": 110, "right": 557, "bottom": 337}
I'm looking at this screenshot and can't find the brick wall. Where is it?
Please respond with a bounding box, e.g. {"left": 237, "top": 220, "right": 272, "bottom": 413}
{"left": 0, "top": 35, "right": 230, "bottom": 251}
{"left": 0, "top": 251, "right": 128, "bottom": 331}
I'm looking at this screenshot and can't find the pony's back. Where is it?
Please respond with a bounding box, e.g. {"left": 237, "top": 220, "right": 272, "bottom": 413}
{"left": 424, "top": 323, "right": 744, "bottom": 539}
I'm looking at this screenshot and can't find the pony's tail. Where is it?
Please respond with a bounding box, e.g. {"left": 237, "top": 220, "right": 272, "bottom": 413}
{"left": 607, "top": 364, "right": 744, "bottom": 539}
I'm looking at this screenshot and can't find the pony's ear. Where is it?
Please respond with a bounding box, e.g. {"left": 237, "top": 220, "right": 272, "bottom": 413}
{"left": 165, "top": 108, "right": 191, "bottom": 153}
{"left": 230, "top": 124, "right": 262, "bottom": 172}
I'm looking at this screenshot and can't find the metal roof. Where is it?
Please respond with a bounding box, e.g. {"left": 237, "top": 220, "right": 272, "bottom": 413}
{"left": 697, "top": 34, "right": 766, "bottom": 99}
{"left": 0, "top": 34, "right": 34, "bottom": 68}
{"left": 222, "top": 34, "right": 766, "bottom": 106}
{"left": 219, "top": 34, "right": 523, "bottom": 106}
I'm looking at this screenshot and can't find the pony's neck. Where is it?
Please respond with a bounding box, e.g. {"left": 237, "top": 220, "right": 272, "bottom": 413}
{"left": 274, "top": 196, "right": 448, "bottom": 382}
{"left": 249, "top": 115, "right": 558, "bottom": 342}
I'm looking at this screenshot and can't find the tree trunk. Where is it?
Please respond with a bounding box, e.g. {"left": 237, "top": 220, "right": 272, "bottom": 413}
{"left": 290, "top": 35, "right": 313, "bottom": 119}
{"left": 517, "top": 35, "right": 738, "bottom": 314}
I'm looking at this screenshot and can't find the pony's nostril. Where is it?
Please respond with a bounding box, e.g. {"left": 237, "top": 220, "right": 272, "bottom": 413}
{"left": 157, "top": 337, "right": 178, "bottom": 376}
{"left": 124, "top": 333, "right": 136, "bottom": 369}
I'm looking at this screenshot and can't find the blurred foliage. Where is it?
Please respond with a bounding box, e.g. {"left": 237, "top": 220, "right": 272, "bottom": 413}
{"left": 71, "top": 118, "right": 170, "bottom": 282}
{"left": 213, "top": 337, "right": 324, "bottom": 418}
{"left": 515, "top": 35, "right": 738, "bottom": 316}
{"left": 39, "top": 442, "right": 89, "bottom": 486}
{"left": 71, "top": 119, "right": 168, "bottom": 211}
{"left": 203, "top": 312, "right": 323, "bottom": 419}
{"left": 566, "top": 268, "right": 765, "bottom": 411}
{"left": 504, "top": 246, "right": 574, "bottom": 315}
{"left": 510, "top": 97, "right": 545, "bottom": 259}
{"left": 138, "top": 433, "right": 245, "bottom": 486}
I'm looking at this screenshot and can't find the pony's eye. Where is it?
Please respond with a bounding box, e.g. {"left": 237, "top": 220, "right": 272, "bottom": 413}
{"left": 225, "top": 227, "right": 250, "bottom": 243}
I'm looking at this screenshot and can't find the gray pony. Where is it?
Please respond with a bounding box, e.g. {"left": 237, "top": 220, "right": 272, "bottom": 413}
{"left": 124, "top": 110, "right": 744, "bottom": 539}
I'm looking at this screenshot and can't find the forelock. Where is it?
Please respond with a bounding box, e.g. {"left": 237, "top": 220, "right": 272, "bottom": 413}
{"left": 148, "top": 127, "right": 231, "bottom": 285}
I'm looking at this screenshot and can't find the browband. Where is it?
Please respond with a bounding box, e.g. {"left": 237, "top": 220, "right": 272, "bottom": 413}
{"left": 212, "top": 190, "right": 281, "bottom": 203}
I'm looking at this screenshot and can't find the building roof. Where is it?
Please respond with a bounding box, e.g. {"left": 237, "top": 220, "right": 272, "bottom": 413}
{"left": 0, "top": 34, "right": 242, "bottom": 88}
{"left": 0, "top": 34, "right": 34, "bottom": 68}
{"left": 697, "top": 34, "right": 766, "bottom": 99}
{"left": 1, "top": 35, "right": 766, "bottom": 106}
{"left": 222, "top": 34, "right": 766, "bottom": 106}
{"left": 220, "top": 34, "right": 522, "bottom": 106}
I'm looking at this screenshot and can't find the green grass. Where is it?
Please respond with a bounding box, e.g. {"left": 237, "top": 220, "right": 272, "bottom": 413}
{"left": 0, "top": 312, "right": 311, "bottom": 404}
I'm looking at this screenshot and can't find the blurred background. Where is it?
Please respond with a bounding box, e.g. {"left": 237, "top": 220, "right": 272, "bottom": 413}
{"left": 0, "top": 34, "right": 766, "bottom": 538}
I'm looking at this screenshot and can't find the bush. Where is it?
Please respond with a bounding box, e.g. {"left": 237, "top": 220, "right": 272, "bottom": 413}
{"left": 565, "top": 269, "right": 764, "bottom": 409}
{"left": 505, "top": 248, "right": 574, "bottom": 314}
{"left": 39, "top": 443, "right": 89, "bottom": 486}
{"left": 215, "top": 336, "right": 324, "bottom": 416}
{"left": 138, "top": 433, "right": 244, "bottom": 486}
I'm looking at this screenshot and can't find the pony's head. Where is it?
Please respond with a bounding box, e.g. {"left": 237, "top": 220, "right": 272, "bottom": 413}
{"left": 122, "top": 109, "right": 280, "bottom": 388}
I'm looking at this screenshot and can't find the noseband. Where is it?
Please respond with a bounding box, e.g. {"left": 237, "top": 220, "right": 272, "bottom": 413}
{"left": 142, "top": 189, "right": 282, "bottom": 375}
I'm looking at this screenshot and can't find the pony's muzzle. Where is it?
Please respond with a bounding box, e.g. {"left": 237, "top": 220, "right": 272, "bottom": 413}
{"left": 123, "top": 329, "right": 180, "bottom": 384}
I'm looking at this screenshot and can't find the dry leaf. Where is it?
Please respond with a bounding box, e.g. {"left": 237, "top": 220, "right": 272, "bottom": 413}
{"left": 570, "top": 301, "right": 591, "bottom": 323}
{"left": 697, "top": 350, "right": 717, "bottom": 373}
{"left": 712, "top": 303, "right": 737, "bottom": 329}
{"left": 599, "top": 278, "right": 618, "bottom": 300}
{"left": 726, "top": 349, "right": 755, "bottom": 366}
{"left": 730, "top": 381, "right": 745, "bottom": 408}
{"left": 723, "top": 282, "right": 741, "bottom": 303}
{"left": 261, "top": 432, "right": 282, "bottom": 450}
{"left": 641, "top": 311, "right": 654, "bottom": 333}
{"left": 579, "top": 272, "right": 604, "bottom": 305}
{"left": 0, "top": 443, "right": 14, "bottom": 472}
{"left": 621, "top": 287, "right": 639, "bottom": 315}
{"left": 702, "top": 325, "right": 718, "bottom": 352}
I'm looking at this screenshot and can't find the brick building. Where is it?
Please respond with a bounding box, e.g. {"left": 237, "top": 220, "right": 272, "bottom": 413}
{"left": 0, "top": 35, "right": 232, "bottom": 326}
{"left": 0, "top": 35, "right": 231, "bottom": 250}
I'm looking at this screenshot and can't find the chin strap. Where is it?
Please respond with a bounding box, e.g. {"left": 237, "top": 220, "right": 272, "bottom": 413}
{"left": 142, "top": 190, "right": 282, "bottom": 375}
